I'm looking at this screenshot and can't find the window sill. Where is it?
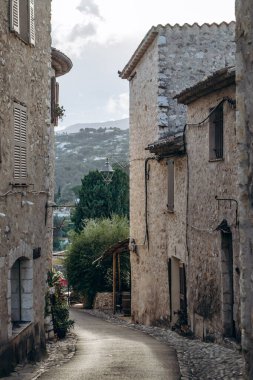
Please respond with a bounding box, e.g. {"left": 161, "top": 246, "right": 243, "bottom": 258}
{"left": 209, "top": 158, "right": 224, "bottom": 163}
{"left": 11, "top": 321, "right": 32, "bottom": 338}
{"left": 165, "top": 209, "right": 175, "bottom": 214}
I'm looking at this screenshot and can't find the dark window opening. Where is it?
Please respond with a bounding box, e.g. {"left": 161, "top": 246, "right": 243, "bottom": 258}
{"left": 209, "top": 104, "right": 224, "bottom": 160}
{"left": 167, "top": 159, "right": 174, "bottom": 212}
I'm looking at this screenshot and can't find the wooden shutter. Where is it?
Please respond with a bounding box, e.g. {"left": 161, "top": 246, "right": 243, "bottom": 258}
{"left": 214, "top": 105, "right": 223, "bottom": 159}
{"left": 167, "top": 159, "right": 174, "bottom": 212}
{"left": 13, "top": 103, "right": 27, "bottom": 182}
{"left": 28, "top": 0, "right": 35, "bottom": 45}
{"left": 10, "top": 0, "right": 20, "bottom": 33}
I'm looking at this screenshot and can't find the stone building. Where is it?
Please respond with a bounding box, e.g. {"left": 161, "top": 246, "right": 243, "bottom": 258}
{"left": 119, "top": 22, "right": 235, "bottom": 327}
{"left": 235, "top": 0, "right": 253, "bottom": 377}
{"left": 175, "top": 67, "right": 240, "bottom": 341}
{"left": 0, "top": 0, "right": 72, "bottom": 375}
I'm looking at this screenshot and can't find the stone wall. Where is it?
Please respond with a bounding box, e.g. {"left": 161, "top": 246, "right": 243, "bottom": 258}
{"left": 93, "top": 292, "right": 113, "bottom": 312}
{"left": 235, "top": 1, "right": 253, "bottom": 377}
{"left": 127, "top": 22, "right": 235, "bottom": 325}
{"left": 0, "top": 0, "right": 53, "bottom": 375}
{"left": 186, "top": 85, "right": 240, "bottom": 341}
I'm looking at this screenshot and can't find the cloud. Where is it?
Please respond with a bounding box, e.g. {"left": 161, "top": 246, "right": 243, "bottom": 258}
{"left": 67, "top": 23, "right": 97, "bottom": 42}
{"left": 77, "top": 0, "right": 101, "bottom": 18}
{"left": 106, "top": 93, "right": 129, "bottom": 119}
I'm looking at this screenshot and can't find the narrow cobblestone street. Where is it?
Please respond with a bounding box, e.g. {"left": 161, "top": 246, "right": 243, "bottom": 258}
{"left": 2, "top": 307, "right": 245, "bottom": 380}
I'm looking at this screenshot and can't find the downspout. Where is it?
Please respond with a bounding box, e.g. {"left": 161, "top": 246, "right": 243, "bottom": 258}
{"left": 144, "top": 157, "right": 156, "bottom": 249}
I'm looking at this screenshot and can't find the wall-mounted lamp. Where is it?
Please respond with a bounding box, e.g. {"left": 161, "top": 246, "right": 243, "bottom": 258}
{"left": 0, "top": 212, "right": 6, "bottom": 218}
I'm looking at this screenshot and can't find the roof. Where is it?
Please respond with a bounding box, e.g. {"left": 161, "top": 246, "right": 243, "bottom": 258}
{"left": 174, "top": 66, "right": 235, "bottom": 105}
{"left": 119, "top": 22, "right": 235, "bottom": 81}
{"left": 146, "top": 132, "right": 185, "bottom": 158}
{"left": 51, "top": 48, "right": 73, "bottom": 77}
{"left": 92, "top": 239, "right": 130, "bottom": 265}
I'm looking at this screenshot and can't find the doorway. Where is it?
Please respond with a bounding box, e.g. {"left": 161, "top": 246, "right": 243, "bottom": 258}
{"left": 221, "top": 231, "right": 235, "bottom": 337}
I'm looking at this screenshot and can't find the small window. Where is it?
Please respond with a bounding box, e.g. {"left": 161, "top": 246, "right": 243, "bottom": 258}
{"left": 13, "top": 102, "right": 27, "bottom": 183}
{"left": 209, "top": 104, "right": 223, "bottom": 160}
{"left": 10, "top": 0, "right": 35, "bottom": 45}
{"left": 167, "top": 159, "right": 174, "bottom": 212}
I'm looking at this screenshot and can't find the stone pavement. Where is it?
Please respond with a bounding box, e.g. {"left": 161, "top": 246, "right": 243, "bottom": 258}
{"left": 1, "top": 308, "right": 245, "bottom": 379}
{"left": 85, "top": 310, "right": 245, "bottom": 380}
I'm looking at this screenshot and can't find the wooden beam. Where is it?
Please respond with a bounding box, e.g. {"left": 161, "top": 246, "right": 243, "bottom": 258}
{"left": 113, "top": 252, "right": 116, "bottom": 314}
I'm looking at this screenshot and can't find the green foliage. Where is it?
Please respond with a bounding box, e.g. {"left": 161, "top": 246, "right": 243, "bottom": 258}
{"left": 47, "top": 270, "right": 74, "bottom": 339}
{"left": 65, "top": 215, "right": 129, "bottom": 308}
{"left": 72, "top": 168, "right": 129, "bottom": 232}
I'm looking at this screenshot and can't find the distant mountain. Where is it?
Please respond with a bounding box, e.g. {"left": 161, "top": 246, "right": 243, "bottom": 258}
{"left": 57, "top": 118, "right": 129, "bottom": 135}
{"left": 55, "top": 126, "right": 129, "bottom": 202}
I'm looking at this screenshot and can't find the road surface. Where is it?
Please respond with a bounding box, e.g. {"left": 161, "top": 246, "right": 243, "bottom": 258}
{"left": 39, "top": 308, "right": 180, "bottom": 379}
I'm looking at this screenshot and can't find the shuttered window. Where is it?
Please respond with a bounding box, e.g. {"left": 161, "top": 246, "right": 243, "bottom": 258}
{"left": 28, "top": 0, "right": 35, "bottom": 45}
{"left": 51, "top": 77, "right": 59, "bottom": 125}
{"left": 10, "top": 0, "right": 20, "bottom": 33}
{"left": 13, "top": 103, "right": 27, "bottom": 182}
{"left": 209, "top": 104, "right": 224, "bottom": 160}
{"left": 10, "top": 0, "right": 35, "bottom": 45}
{"left": 167, "top": 159, "right": 174, "bottom": 212}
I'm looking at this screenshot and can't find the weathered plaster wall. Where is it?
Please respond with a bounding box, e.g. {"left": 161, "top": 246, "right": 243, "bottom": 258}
{"left": 0, "top": 0, "right": 53, "bottom": 374}
{"left": 235, "top": 1, "right": 253, "bottom": 377}
{"left": 128, "top": 23, "right": 235, "bottom": 325}
{"left": 186, "top": 86, "right": 240, "bottom": 340}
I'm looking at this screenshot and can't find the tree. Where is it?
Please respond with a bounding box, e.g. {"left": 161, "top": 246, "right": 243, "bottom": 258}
{"left": 65, "top": 215, "right": 129, "bottom": 307}
{"left": 72, "top": 168, "right": 129, "bottom": 231}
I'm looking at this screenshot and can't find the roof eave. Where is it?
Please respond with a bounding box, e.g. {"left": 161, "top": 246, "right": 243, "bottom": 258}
{"left": 175, "top": 67, "right": 235, "bottom": 105}
{"left": 119, "top": 27, "right": 158, "bottom": 80}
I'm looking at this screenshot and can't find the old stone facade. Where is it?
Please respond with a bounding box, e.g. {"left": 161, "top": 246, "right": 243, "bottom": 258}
{"left": 235, "top": 1, "right": 253, "bottom": 377}
{"left": 120, "top": 22, "right": 235, "bottom": 327}
{"left": 176, "top": 67, "right": 240, "bottom": 341}
{"left": 0, "top": 1, "right": 72, "bottom": 375}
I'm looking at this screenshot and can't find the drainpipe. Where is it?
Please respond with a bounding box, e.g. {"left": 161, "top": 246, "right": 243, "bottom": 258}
{"left": 144, "top": 157, "right": 156, "bottom": 249}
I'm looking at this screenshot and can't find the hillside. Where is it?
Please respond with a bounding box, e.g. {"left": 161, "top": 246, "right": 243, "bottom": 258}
{"left": 55, "top": 126, "right": 129, "bottom": 202}
{"left": 57, "top": 118, "right": 129, "bottom": 134}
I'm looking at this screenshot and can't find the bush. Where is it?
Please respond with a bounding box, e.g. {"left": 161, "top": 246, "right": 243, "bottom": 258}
{"left": 65, "top": 215, "right": 129, "bottom": 307}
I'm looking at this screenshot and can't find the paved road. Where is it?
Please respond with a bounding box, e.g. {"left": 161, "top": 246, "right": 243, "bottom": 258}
{"left": 39, "top": 308, "right": 180, "bottom": 380}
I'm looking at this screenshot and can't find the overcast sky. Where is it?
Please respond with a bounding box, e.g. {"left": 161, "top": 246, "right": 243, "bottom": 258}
{"left": 51, "top": 0, "right": 235, "bottom": 129}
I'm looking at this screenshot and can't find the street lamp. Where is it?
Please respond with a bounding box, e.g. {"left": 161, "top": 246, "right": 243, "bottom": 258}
{"left": 100, "top": 157, "right": 114, "bottom": 184}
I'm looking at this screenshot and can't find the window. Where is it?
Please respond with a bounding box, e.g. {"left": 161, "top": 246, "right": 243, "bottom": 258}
{"left": 167, "top": 159, "right": 174, "bottom": 212}
{"left": 13, "top": 102, "right": 27, "bottom": 183}
{"left": 10, "top": 0, "right": 35, "bottom": 45}
{"left": 209, "top": 104, "right": 224, "bottom": 160}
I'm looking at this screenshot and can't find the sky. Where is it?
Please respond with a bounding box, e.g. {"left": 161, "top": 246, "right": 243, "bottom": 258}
{"left": 51, "top": 0, "right": 235, "bottom": 130}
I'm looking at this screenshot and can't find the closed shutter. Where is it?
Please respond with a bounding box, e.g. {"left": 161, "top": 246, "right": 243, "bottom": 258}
{"left": 10, "top": 0, "right": 20, "bottom": 33}
{"left": 28, "top": 0, "right": 35, "bottom": 45}
{"left": 13, "top": 103, "right": 27, "bottom": 182}
{"left": 167, "top": 159, "right": 174, "bottom": 212}
{"left": 51, "top": 78, "right": 60, "bottom": 126}
{"left": 51, "top": 77, "right": 56, "bottom": 124}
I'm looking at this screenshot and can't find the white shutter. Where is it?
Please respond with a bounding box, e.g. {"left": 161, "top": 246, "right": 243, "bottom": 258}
{"left": 28, "top": 0, "right": 35, "bottom": 45}
{"left": 10, "top": 0, "right": 20, "bottom": 33}
{"left": 14, "top": 104, "right": 27, "bottom": 181}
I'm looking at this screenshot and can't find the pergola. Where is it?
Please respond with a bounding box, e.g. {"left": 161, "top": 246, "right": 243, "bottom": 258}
{"left": 93, "top": 238, "right": 130, "bottom": 314}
